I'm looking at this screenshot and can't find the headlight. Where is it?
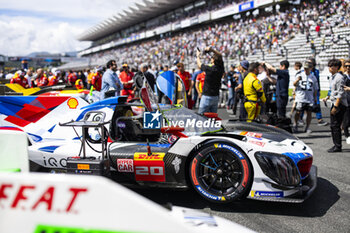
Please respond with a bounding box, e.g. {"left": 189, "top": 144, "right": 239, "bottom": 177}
{"left": 255, "top": 152, "right": 300, "bottom": 186}
{"left": 297, "top": 157, "right": 313, "bottom": 178}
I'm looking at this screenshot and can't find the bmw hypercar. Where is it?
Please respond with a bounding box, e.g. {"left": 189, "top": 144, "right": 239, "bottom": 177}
{"left": 0, "top": 72, "right": 317, "bottom": 203}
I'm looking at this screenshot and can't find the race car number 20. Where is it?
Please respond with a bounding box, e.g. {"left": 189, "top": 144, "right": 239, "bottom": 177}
{"left": 134, "top": 152, "right": 166, "bottom": 182}
{"left": 135, "top": 166, "right": 164, "bottom": 175}
{"left": 134, "top": 166, "right": 165, "bottom": 182}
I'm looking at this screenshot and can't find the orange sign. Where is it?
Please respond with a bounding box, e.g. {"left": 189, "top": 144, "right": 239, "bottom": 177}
{"left": 77, "top": 164, "right": 90, "bottom": 170}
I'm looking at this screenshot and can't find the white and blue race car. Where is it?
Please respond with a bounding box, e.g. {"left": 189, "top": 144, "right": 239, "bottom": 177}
{"left": 0, "top": 72, "right": 317, "bottom": 204}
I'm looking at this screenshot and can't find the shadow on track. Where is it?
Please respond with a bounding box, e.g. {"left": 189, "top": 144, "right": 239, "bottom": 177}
{"left": 297, "top": 135, "right": 330, "bottom": 140}
{"left": 131, "top": 177, "right": 339, "bottom": 218}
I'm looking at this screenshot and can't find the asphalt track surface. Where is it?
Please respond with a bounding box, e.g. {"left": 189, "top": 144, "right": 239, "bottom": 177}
{"left": 132, "top": 106, "right": 350, "bottom": 233}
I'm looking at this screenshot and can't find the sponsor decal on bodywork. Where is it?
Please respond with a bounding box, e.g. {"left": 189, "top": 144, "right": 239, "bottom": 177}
{"left": 248, "top": 140, "right": 266, "bottom": 147}
{"left": 0, "top": 96, "right": 70, "bottom": 127}
{"left": 38, "top": 146, "right": 60, "bottom": 153}
{"left": 0, "top": 183, "right": 87, "bottom": 213}
{"left": 250, "top": 190, "right": 284, "bottom": 198}
{"left": 117, "top": 159, "right": 134, "bottom": 173}
{"left": 240, "top": 131, "right": 262, "bottom": 139}
{"left": 67, "top": 98, "right": 79, "bottom": 109}
{"left": 168, "top": 134, "right": 178, "bottom": 144}
{"left": 171, "top": 157, "right": 181, "bottom": 174}
{"left": 133, "top": 153, "right": 165, "bottom": 182}
{"left": 43, "top": 157, "right": 67, "bottom": 168}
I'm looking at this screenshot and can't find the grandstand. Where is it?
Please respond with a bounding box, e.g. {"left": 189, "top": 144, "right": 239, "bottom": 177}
{"left": 60, "top": 0, "right": 349, "bottom": 90}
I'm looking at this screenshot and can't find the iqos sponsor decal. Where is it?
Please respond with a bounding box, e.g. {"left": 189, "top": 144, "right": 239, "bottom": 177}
{"left": 43, "top": 157, "right": 67, "bottom": 168}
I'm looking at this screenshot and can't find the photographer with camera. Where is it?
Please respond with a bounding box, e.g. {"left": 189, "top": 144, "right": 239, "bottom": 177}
{"left": 196, "top": 46, "right": 224, "bottom": 114}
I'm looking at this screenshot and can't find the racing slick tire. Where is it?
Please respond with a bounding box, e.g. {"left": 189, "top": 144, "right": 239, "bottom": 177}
{"left": 189, "top": 141, "right": 252, "bottom": 203}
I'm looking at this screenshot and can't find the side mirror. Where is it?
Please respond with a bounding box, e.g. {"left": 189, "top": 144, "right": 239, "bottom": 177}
{"left": 203, "top": 112, "right": 221, "bottom": 121}
{"left": 161, "top": 126, "right": 187, "bottom": 138}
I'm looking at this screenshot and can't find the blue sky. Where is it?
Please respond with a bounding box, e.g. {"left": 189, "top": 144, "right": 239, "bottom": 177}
{"left": 0, "top": 0, "right": 141, "bottom": 56}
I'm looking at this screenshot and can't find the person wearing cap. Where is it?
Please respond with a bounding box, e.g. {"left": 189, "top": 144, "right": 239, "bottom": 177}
{"left": 119, "top": 63, "right": 134, "bottom": 100}
{"left": 234, "top": 60, "right": 249, "bottom": 120}
{"left": 293, "top": 61, "right": 318, "bottom": 134}
{"left": 196, "top": 46, "right": 225, "bottom": 114}
{"left": 264, "top": 60, "right": 290, "bottom": 118}
{"left": 243, "top": 62, "right": 266, "bottom": 122}
{"left": 100, "top": 60, "right": 123, "bottom": 100}
{"left": 75, "top": 78, "right": 84, "bottom": 90}
{"left": 10, "top": 70, "right": 29, "bottom": 88}
{"left": 177, "top": 62, "right": 193, "bottom": 109}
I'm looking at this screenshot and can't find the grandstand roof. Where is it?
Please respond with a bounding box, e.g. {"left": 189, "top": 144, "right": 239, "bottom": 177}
{"left": 78, "top": 0, "right": 194, "bottom": 42}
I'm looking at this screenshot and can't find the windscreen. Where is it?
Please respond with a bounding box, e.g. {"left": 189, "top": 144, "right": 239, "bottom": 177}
{"left": 161, "top": 106, "right": 222, "bottom": 136}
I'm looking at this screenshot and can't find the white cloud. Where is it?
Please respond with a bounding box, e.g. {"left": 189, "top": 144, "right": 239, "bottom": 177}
{"left": 0, "top": 15, "right": 90, "bottom": 56}
{"left": 0, "top": 0, "right": 141, "bottom": 56}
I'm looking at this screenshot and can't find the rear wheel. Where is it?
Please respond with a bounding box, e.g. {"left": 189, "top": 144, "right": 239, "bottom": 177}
{"left": 189, "top": 142, "right": 252, "bottom": 203}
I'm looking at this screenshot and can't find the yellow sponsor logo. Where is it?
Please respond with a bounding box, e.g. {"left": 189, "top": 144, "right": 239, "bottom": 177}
{"left": 67, "top": 98, "right": 79, "bottom": 109}
{"left": 134, "top": 152, "right": 165, "bottom": 161}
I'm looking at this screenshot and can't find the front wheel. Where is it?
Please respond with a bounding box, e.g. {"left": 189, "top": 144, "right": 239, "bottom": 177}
{"left": 189, "top": 142, "right": 252, "bottom": 203}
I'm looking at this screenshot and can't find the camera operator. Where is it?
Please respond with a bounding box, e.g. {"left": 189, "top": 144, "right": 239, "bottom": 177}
{"left": 196, "top": 46, "right": 225, "bottom": 114}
